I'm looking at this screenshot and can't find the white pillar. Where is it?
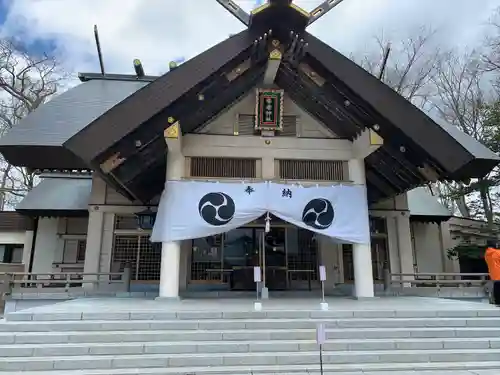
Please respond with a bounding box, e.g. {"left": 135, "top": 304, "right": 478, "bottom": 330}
{"left": 348, "top": 158, "right": 375, "bottom": 298}
{"left": 396, "top": 212, "right": 415, "bottom": 282}
{"left": 83, "top": 210, "right": 105, "bottom": 289}
{"left": 157, "top": 122, "right": 184, "bottom": 300}
{"left": 31, "top": 217, "right": 59, "bottom": 276}
{"left": 22, "top": 230, "right": 34, "bottom": 272}
{"left": 159, "top": 241, "right": 181, "bottom": 298}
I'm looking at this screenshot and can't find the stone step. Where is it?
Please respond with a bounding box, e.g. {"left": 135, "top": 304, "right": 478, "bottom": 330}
{"left": 6, "top": 308, "right": 500, "bottom": 321}
{"left": 2, "top": 326, "right": 500, "bottom": 344}
{"left": 2, "top": 317, "right": 499, "bottom": 332}
{"left": 1, "top": 349, "right": 500, "bottom": 371}
{"left": 0, "top": 362, "right": 498, "bottom": 375}
{"left": 1, "top": 337, "right": 500, "bottom": 357}
{"left": 0, "top": 362, "right": 499, "bottom": 375}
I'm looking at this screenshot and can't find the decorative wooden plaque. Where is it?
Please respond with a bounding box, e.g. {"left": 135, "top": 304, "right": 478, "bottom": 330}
{"left": 255, "top": 88, "right": 284, "bottom": 131}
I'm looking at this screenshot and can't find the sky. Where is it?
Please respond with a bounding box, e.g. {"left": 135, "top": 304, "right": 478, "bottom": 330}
{"left": 0, "top": 0, "right": 499, "bottom": 78}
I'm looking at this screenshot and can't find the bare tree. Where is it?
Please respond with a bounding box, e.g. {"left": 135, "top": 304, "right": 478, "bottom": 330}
{"left": 483, "top": 7, "right": 500, "bottom": 76}
{"left": 0, "top": 40, "right": 67, "bottom": 209}
{"left": 354, "top": 26, "right": 499, "bottom": 222}
{"left": 431, "top": 49, "right": 499, "bottom": 225}
{"left": 354, "top": 25, "right": 440, "bottom": 108}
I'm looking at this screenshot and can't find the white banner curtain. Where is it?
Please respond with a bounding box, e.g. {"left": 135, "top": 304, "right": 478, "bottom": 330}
{"left": 150, "top": 181, "right": 268, "bottom": 243}
{"left": 151, "top": 181, "right": 370, "bottom": 244}
{"left": 266, "top": 182, "right": 370, "bottom": 244}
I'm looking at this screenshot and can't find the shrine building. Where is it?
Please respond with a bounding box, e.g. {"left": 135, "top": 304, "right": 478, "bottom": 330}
{"left": 0, "top": 0, "right": 498, "bottom": 300}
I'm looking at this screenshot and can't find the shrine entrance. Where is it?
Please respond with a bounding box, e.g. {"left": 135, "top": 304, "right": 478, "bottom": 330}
{"left": 189, "top": 215, "right": 319, "bottom": 291}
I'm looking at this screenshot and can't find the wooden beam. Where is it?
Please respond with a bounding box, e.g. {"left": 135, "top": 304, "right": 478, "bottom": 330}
{"left": 308, "top": 0, "right": 347, "bottom": 26}
{"left": 263, "top": 49, "right": 282, "bottom": 84}
{"left": 215, "top": 0, "right": 250, "bottom": 26}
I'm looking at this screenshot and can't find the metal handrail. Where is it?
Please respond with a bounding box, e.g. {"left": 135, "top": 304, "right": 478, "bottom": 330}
{"left": 0, "top": 269, "right": 132, "bottom": 295}
{"left": 384, "top": 270, "right": 491, "bottom": 291}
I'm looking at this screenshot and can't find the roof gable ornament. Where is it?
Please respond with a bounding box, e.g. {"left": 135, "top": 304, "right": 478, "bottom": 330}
{"left": 216, "top": 0, "right": 348, "bottom": 29}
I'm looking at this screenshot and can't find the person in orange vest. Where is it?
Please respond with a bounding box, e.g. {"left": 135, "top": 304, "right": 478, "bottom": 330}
{"left": 484, "top": 240, "right": 500, "bottom": 306}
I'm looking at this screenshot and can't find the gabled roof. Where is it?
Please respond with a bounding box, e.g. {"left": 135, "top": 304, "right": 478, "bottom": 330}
{"left": 407, "top": 187, "right": 451, "bottom": 223}
{"left": 0, "top": 79, "right": 148, "bottom": 169}
{"left": 16, "top": 174, "right": 91, "bottom": 217}
{"left": 64, "top": 30, "right": 257, "bottom": 163}
{"left": 0, "top": 1, "right": 498, "bottom": 204}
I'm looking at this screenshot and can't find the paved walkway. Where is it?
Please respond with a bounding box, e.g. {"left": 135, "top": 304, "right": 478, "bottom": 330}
{"left": 9, "top": 296, "right": 497, "bottom": 314}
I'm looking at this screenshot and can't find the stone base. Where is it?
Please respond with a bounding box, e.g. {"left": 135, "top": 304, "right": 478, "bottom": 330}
{"left": 155, "top": 296, "right": 181, "bottom": 302}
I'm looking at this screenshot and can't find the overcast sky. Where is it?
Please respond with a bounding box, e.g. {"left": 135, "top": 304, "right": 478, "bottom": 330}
{"left": 0, "top": 0, "right": 499, "bottom": 77}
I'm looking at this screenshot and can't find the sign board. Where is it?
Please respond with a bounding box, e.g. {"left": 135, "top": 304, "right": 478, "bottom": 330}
{"left": 255, "top": 89, "right": 284, "bottom": 131}
{"left": 316, "top": 323, "right": 326, "bottom": 345}
{"left": 253, "top": 266, "right": 261, "bottom": 283}
{"left": 319, "top": 265, "right": 326, "bottom": 281}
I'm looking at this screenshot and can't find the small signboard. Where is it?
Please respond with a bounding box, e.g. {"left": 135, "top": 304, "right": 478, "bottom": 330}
{"left": 255, "top": 88, "right": 284, "bottom": 131}
{"left": 319, "top": 265, "right": 326, "bottom": 281}
{"left": 316, "top": 323, "right": 326, "bottom": 345}
{"left": 253, "top": 266, "right": 261, "bottom": 283}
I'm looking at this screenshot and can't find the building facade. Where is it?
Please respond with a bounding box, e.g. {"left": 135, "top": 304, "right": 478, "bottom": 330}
{"left": 0, "top": 1, "right": 498, "bottom": 300}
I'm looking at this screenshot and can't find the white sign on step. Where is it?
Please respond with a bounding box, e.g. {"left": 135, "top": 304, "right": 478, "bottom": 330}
{"left": 254, "top": 266, "right": 261, "bottom": 283}
{"left": 316, "top": 323, "right": 326, "bottom": 345}
{"left": 319, "top": 265, "right": 326, "bottom": 281}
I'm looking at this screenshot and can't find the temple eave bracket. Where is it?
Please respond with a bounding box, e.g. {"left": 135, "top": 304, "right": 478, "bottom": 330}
{"left": 263, "top": 49, "right": 282, "bottom": 85}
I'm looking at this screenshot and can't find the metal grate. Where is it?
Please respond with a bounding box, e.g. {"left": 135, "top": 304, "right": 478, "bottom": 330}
{"left": 190, "top": 157, "right": 257, "bottom": 178}
{"left": 111, "top": 235, "right": 139, "bottom": 279}
{"left": 111, "top": 235, "right": 161, "bottom": 281}
{"left": 137, "top": 237, "right": 161, "bottom": 281}
{"left": 277, "top": 159, "right": 345, "bottom": 181}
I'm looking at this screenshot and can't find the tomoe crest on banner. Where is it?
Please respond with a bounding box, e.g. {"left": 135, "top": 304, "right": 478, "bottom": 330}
{"left": 302, "top": 198, "right": 335, "bottom": 230}
{"left": 198, "top": 192, "right": 236, "bottom": 226}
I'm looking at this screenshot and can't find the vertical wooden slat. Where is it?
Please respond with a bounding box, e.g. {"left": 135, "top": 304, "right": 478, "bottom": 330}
{"left": 277, "top": 160, "right": 346, "bottom": 181}
{"left": 190, "top": 157, "right": 256, "bottom": 178}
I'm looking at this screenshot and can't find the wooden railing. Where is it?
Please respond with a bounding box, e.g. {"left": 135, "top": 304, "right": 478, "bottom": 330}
{"left": 385, "top": 270, "right": 490, "bottom": 290}
{"left": 0, "top": 268, "right": 131, "bottom": 296}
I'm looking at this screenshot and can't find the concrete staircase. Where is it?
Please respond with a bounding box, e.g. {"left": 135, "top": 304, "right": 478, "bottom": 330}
{"left": 1, "top": 301, "right": 500, "bottom": 374}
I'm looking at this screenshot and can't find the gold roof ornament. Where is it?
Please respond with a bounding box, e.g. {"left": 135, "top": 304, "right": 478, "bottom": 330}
{"left": 164, "top": 121, "right": 180, "bottom": 139}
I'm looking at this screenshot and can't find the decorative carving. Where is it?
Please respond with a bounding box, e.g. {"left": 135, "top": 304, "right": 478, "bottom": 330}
{"left": 164, "top": 121, "right": 180, "bottom": 139}
{"left": 100, "top": 153, "right": 126, "bottom": 174}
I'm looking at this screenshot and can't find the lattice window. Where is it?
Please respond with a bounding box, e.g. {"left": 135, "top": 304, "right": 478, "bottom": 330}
{"left": 111, "top": 234, "right": 161, "bottom": 281}
{"left": 137, "top": 237, "right": 161, "bottom": 281}
{"left": 277, "top": 159, "right": 346, "bottom": 181}
{"left": 111, "top": 235, "right": 139, "bottom": 279}
{"left": 190, "top": 157, "right": 257, "bottom": 178}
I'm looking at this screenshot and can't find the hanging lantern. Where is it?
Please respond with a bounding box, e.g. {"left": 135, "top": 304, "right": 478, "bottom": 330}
{"left": 136, "top": 208, "right": 156, "bottom": 230}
